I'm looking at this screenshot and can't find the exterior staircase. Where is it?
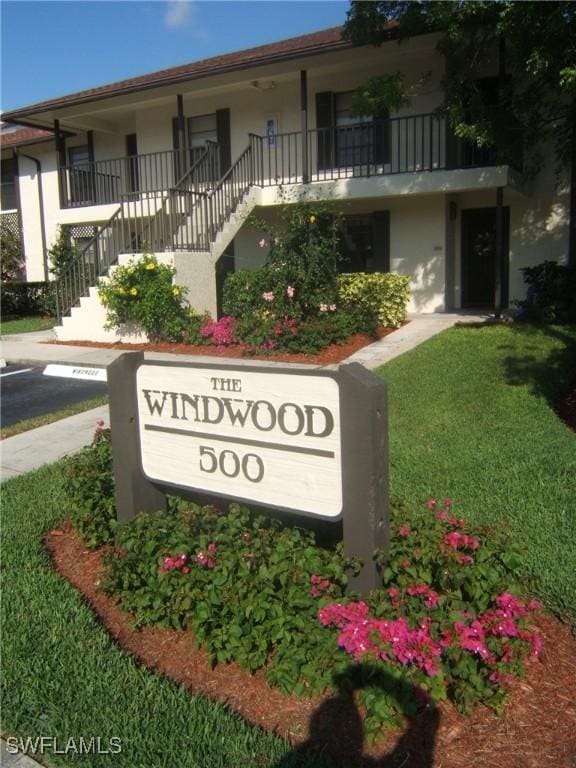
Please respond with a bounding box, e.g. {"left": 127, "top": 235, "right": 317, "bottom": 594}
{"left": 53, "top": 139, "right": 259, "bottom": 341}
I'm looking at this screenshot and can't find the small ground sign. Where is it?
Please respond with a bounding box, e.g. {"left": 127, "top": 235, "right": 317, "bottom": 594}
{"left": 108, "top": 353, "right": 389, "bottom": 592}
{"left": 137, "top": 362, "right": 342, "bottom": 518}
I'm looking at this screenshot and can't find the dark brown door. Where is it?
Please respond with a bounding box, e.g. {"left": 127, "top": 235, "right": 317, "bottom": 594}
{"left": 461, "top": 207, "right": 509, "bottom": 308}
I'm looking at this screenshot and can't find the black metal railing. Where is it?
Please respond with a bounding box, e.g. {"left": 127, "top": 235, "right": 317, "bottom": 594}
{"left": 122, "top": 140, "right": 255, "bottom": 253}
{"left": 250, "top": 113, "right": 520, "bottom": 186}
{"left": 54, "top": 208, "right": 126, "bottom": 319}
{"left": 60, "top": 146, "right": 214, "bottom": 208}
{"left": 55, "top": 144, "right": 222, "bottom": 318}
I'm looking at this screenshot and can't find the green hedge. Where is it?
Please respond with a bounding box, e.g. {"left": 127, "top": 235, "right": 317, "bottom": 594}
{"left": 337, "top": 272, "right": 410, "bottom": 328}
{"left": 0, "top": 281, "right": 52, "bottom": 318}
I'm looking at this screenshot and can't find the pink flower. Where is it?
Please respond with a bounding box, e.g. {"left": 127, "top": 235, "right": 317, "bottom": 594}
{"left": 388, "top": 587, "right": 399, "bottom": 599}
{"left": 443, "top": 498, "right": 453, "bottom": 508}
{"left": 426, "top": 499, "right": 437, "bottom": 510}
{"left": 286, "top": 286, "right": 295, "bottom": 298}
{"left": 319, "top": 303, "right": 328, "bottom": 312}
{"left": 398, "top": 525, "right": 411, "bottom": 537}
{"left": 457, "top": 554, "right": 474, "bottom": 565}
{"left": 262, "top": 291, "right": 274, "bottom": 302}
{"left": 329, "top": 304, "right": 337, "bottom": 312}
{"left": 207, "top": 543, "right": 217, "bottom": 555}
{"left": 258, "top": 238, "right": 268, "bottom": 248}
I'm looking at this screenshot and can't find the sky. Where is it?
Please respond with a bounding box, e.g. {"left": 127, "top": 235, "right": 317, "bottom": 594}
{"left": 0, "top": 0, "right": 350, "bottom": 113}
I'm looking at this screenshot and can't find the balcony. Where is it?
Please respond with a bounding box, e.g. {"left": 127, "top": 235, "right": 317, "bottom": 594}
{"left": 60, "top": 113, "right": 521, "bottom": 209}
{"left": 60, "top": 146, "right": 221, "bottom": 208}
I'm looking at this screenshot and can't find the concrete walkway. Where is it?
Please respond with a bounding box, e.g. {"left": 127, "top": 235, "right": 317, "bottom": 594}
{"left": 0, "top": 313, "right": 488, "bottom": 483}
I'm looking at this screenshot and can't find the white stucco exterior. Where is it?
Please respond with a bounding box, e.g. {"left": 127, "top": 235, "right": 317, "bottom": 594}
{"left": 1, "top": 26, "right": 571, "bottom": 332}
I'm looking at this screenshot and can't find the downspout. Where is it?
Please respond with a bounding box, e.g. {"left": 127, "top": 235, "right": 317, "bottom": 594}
{"left": 17, "top": 151, "right": 49, "bottom": 281}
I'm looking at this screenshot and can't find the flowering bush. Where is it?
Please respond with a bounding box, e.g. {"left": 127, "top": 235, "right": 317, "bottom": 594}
{"left": 100, "top": 490, "right": 542, "bottom": 741}
{"left": 98, "top": 253, "right": 193, "bottom": 342}
{"left": 223, "top": 203, "right": 345, "bottom": 325}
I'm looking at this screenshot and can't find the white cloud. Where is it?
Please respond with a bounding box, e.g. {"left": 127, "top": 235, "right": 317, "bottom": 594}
{"left": 164, "top": 0, "right": 194, "bottom": 29}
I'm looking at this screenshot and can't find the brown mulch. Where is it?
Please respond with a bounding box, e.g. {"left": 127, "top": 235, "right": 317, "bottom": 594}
{"left": 45, "top": 326, "right": 397, "bottom": 367}
{"left": 46, "top": 525, "right": 576, "bottom": 768}
{"left": 555, "top": 380, "right": 576, "bottom": 433}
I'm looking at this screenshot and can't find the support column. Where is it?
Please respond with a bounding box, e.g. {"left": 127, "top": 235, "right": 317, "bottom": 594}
{"left": 54, "top": 119, "right": 67, "bottom": 208}
{"left": 87, "top": 130, "right": 96, "bottom": 203}
{"left": 300, "top": 70, "right": 309, "bottom": 183}
{"left": 494, "top": 186, "right": 504, "bottom": 318}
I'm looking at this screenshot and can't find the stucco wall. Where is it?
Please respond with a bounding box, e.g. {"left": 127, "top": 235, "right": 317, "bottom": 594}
{"left": 233, "top": 193, "right": 447, "bottom": 315}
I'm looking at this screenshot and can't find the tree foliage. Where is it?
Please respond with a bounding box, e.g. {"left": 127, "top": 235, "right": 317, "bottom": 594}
{"left": 0, "top": 223, "right": 25, "bottom": 282}
{"left": 344, "top": 1, "right": 576, "bottom": 170}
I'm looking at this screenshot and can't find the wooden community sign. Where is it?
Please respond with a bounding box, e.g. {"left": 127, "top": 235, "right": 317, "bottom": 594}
{"left": 107, "top": 353, "right": 389, "bottom": 592}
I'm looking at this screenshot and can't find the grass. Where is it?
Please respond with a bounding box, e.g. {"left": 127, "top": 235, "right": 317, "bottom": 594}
{"left": 378, "top": 322, "right": 576, "bottom": 622}
{"left": 1, "top": 315, "right": 55, "bottom": 335}
{"left": 1, "top": 466, "right": 346, "bottom": 767}
{"left": 0, "top": 396, "right": 109, "bottom": 440}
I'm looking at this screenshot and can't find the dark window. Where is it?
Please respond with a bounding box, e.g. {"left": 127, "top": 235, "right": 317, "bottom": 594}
{"left": 68, "top": 145, "right": 94, "bottom": 204}
{"left": 339, "top": 211, "right": 390, "bottom": 273}
{"left": 1, "top": 157, "right": 17, "bottom": 210}
{"left": 335, "top": 92, "right": 374, "bottom": 167}
{"left": 187, "top": 113, "right": 217, "bottom": 148}
{"left": 316, "top": 91, "right": 389, "bottom": 172}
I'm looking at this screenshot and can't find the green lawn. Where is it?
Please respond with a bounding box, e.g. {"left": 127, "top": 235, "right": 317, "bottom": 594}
{"left": 0, "top": 396, "right": 108, "bottom": 440}
{"left": 379, "top": 323, "right": 576, "bottom": 622}
{"left": 0, "top": 465, "right": 346, "bottom": 768}
{"left": 1, "top": 315, "right": 55, "bottom": 335}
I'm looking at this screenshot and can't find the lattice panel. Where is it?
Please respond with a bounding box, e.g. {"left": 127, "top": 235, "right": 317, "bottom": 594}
{"left": 70, "top": 225, "right": 97, "bottom": 240}
{"left": 0, "top": 212, "right": 21, "bottom": 240}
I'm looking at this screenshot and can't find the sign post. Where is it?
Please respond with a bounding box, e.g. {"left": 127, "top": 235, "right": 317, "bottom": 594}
{"left": 107, "top": 353, "right": 389, "bottom": 593}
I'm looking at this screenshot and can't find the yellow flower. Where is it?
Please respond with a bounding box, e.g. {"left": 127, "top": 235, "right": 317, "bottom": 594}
{"left": 101, "top": 295, "right": 108, "bottom": 305}
{"left": 309, "top": 215, "right": 316, "bottom": 223}
{"left": 118, "top": 287, "right": 125, "bottom": 295}
{"left": 172, "top": 287, "right": 180, "bottom": 297}
{"left": 145, "top": 262, "right": 155, "bottom": 270}
{"left": 130, "top": 287, "right": 138, "bottom": 296}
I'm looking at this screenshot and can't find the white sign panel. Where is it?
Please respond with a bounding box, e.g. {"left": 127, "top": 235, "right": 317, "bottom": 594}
{"left": 136, "top": 363, "right": 342, "bottom": 518}
{"left": 44, "top": 364, "right": 107, "bottom": 382}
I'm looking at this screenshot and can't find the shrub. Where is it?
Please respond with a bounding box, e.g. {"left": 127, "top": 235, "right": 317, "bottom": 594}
{"left": 48, "top": 225, "right": 78, "bottom": 279}
{"left": 337, "top": 272, "right": 410, "bottom": 329}
{"left": 63, "top": 422, "right": 116, "bottom": 548}
{"left": 516, "top": 260, "right": 576, "bottom": 324}
{"left": 98, "top": 254, "right": 193, "bottom": 342}
{"left": 0, "top": 222, "right": 24, "bottom": 281}
{"left": 100, "top": 490, "right": 542, "bottom": 741}
{"left": 0, "top": 281, "right": 52, "bottom": 318}
{"left": 223, "top": 203, "right": 343, "bottom": 323}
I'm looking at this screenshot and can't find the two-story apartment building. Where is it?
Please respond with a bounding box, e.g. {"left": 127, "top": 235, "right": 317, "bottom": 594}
{"left": 1, "top": 25, "right": 570, "bottom": 340}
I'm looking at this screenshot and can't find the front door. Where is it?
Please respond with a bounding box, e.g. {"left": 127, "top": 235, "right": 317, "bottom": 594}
{"left": 461, "top": 207, "right": 509, "bottom": 308}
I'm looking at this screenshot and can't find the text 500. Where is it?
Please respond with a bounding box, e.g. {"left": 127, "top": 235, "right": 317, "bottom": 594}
{"left": 199, "top": 446, "right": 264, "bottom": 483}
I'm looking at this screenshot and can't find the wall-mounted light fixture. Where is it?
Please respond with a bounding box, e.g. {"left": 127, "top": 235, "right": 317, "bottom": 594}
{"left": 250, "top": 80, "right": 277, "bottom": 91}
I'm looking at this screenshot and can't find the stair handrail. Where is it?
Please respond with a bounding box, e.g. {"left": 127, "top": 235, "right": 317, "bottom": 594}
{"left": 122, "top": 142, "right": 221, "bottom": 253}
{"left": 54, "top": 207, "right": 124, "bottom": 321}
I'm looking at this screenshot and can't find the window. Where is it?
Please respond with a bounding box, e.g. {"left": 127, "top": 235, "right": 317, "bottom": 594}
{"left": 338, "top": 212, "right": 390, "bottom": 273}
{"left": 1, "top": 157, "right": 17, "bottom": 210}
{"left": 68, "top": 145, "right": 94, "bottom": 204}
{"left": 316, "top": 90, "right": 390, "bottom": 172}
{"left": 335, "top": 92, "right": 374, "bottom": 167}
{"left": 187, "top": 113, "right": 217, "bottom": 148}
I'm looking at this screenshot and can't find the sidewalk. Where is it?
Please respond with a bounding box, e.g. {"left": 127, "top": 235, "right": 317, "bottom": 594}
{"left": 0, "top": 313, "right": 489, "bottom": 482}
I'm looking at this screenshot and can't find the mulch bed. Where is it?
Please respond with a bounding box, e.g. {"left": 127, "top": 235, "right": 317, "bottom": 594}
{"left": 555, "top": 379, "right": 576, "bottom": 433}
{"left": 46, "top": 326, "right": 397, "bottom": 367}
{"left": 46, "top": 526, "right": 576, "bottom": 768}
{"left": 45, "top": 323, "right": 576, "bottom": 765}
